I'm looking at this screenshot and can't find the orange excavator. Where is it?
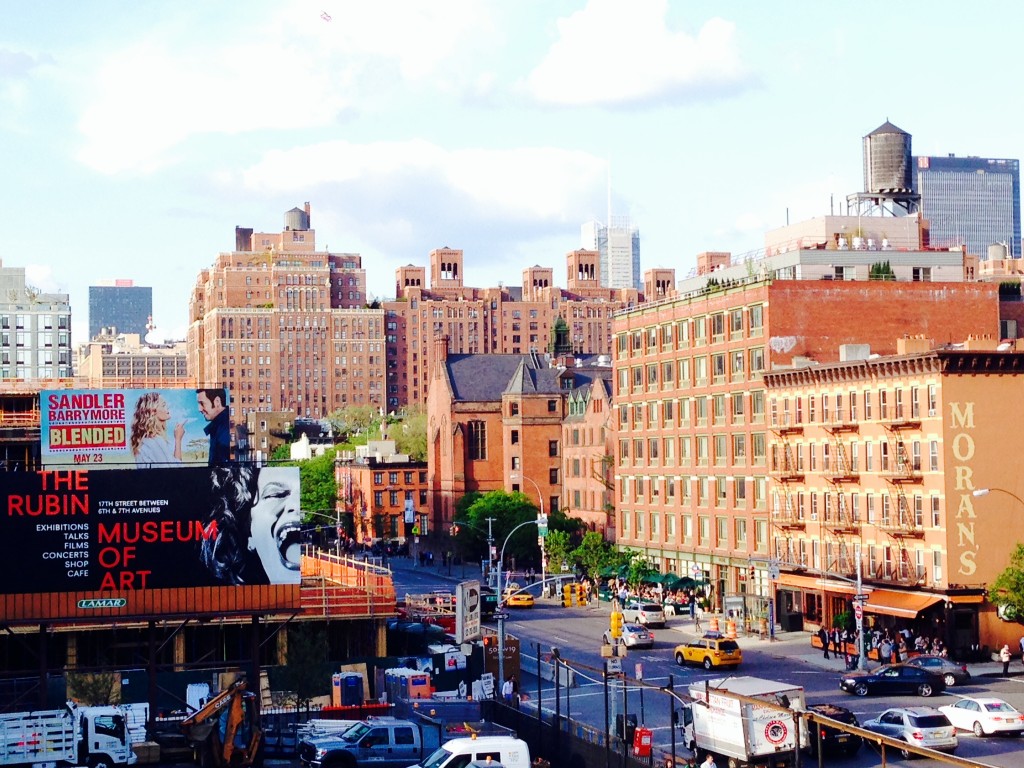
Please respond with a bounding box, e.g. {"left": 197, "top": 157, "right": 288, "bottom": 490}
{"left": 179, "top": 679, "right": 263, "bottom": 767}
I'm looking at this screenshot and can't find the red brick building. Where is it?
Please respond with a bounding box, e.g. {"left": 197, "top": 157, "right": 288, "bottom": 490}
{"left": 384, "top": 248, "right": 657, "bottom": 409}
{"left": 562, "top": 367, "right": 616, "bottom": 538}
{"left": 611, "top": 269, "right": 999, "bottom": 618}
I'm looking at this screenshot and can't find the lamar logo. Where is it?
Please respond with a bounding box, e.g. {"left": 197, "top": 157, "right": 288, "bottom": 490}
{"left": 77, "top": 598, "right": 127, "bottom": 609}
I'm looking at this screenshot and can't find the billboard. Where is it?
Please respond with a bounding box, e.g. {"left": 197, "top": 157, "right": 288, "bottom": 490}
{"left": 1, "top": 466, "right": 302, "bottom": 623}
{"left": 40, "top": 388, "right": 232, "bottom": 469}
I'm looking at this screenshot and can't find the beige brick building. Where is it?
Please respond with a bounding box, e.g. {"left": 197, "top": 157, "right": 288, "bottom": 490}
{"left": 187, "top": 204, "right": 384, "bottom": 420}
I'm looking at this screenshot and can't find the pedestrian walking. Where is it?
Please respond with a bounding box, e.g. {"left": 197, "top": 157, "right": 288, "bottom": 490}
{"left": 694, "top": 603, "right": 703, "bottom": 633}
{"left": 1001, "top": 644, "right": 1012, "bottom": 675}
{"left": 1018, "top": 634, "right": 1024, "bottom": 666}
{"left": 818, "top": 626, "right": 830, "bottom": 659}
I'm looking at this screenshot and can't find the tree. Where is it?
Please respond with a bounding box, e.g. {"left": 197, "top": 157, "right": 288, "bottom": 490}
{"left": 278, "top": 624, "right": 332, "bottom": 713}
{"left": 461, "top": 490, "right": 541, "bottom": 568}
{"left": 278, "top": 448, "right": 338, "bottom": 515}
{"left": 869, "top": 260, "right": 896, "bottom": 281}
{"left": 571, "top": 531, "right": 616, "bottom": 582}
{"left": 326, "top": 405, "right": 379, "bottom": 441}
{"left": 391, "top": 406, "right": 427, "bottom": 461}
{"left": 67, "top": 670, "right": 119, "bottom": 705}
{"left": 990, "top": 543, "right": 1024, "bottom": 622}
{"left": 620, "top": 548, "right": 657, "bottom": 590}
{"left": 542, "top": 530, "right": 572, "bottom": 575}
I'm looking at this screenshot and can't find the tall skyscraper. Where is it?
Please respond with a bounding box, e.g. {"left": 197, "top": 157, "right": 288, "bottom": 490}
{"left": 0, "top": 259, "right": 72, "bottom": 380}
{"left": 581, "top": 218, "right": 641, "bottom": 290}
{"left": 914, "top": 154, "right": 1021, "bottom": 258}
{"left": 88, "top": 280, "right": 153, "bottom": 340}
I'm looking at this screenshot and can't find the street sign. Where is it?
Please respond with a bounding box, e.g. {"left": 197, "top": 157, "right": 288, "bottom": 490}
{"left": 606, "top": 658, "right": 622, "bottom": 674}
{"left": 635, "top": 662, "right": 643, "bottom": 680}
{"left": 691, "top": 565, "right": 701, "bottom": 578}
{"left": 493, "top": 612, "right": 510, "bottom": 621}
{"left": 768, "top": 564, "right": 780, "bottom": 580}
{"left": 854, "top": 603, "right": 863, "bottom": 620}
{"left": 854, "top": 593, "right": 871, "bottom": 601}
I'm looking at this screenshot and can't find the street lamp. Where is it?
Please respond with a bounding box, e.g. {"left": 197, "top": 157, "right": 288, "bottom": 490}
{"left": 497, "top": 518, "right": 545, "bottom": 696}
{"left": 511, "top": 473, "right": 548, "bottom": 595}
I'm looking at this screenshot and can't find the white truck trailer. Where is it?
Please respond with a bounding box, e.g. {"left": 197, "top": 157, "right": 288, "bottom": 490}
{"left": 0, "top": 703, "right": 138, "bottom": 768}
{"left": 682, "top": 676, "right": 807, "bottom": 768}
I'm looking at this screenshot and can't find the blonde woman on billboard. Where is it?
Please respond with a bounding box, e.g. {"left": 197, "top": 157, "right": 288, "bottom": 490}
{"left": 200, "top": 466, "right": 302, "bottom": 585}
{"left": 130, "top": 392, "right": 184, "bottom": 467}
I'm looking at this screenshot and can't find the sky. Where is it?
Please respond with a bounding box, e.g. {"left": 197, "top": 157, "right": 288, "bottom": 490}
{"left": 2, "top": 1, "right": 1021, "bottom": 344}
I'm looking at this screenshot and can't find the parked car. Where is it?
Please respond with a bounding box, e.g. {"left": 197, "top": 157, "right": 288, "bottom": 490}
{"left": 603, "top": 623, "right": 654, "bottom": 648}
{"left": 861, "top": 707, "right": 958, "bottom": 758}
{"left": 939, "top": 697, "right": 1024, "bottom": 737}
{"left": 805, "top": 703, "right": 862, "bottom": 758}
{"left": 674, "top": 633, "right": 742, "bottom": 670}
{"left": 621, "top": 601, "right": 666, "bottom": 628}
{"left": 904, "top": 655, "right": 971, "bottom": 686}
{"left": 840, "top": 663, "right": 946, "bottom": 697}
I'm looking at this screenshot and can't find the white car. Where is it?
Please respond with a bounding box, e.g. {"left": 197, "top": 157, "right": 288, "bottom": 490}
{"left": 620, "top": 601, "right": 666, "bottom": 628}
{"left": 939, "top": 697, "right": 1024, "bottom": 737}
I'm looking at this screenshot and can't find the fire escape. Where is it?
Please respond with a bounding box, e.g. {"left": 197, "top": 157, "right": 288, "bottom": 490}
{"left": 824, "top": 408, "right": 860, "bottom": 578}
{"left": 771, "top": 417, "right": 806, "bottom": 569}
{"left": 879, "top": 404, "right": 924, "bottom": 584}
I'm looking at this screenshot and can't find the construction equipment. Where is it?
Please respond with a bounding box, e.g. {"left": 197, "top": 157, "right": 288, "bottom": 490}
{"left": 179, "top": 680, "right": 262, "bottom": 768}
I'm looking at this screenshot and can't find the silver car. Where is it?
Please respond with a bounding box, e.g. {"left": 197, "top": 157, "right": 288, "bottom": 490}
{"left": 861, "top": 707, "right": 958, "bottom": 759}
{"left": 621, "top": 601, "right": 666, "bottom": 628}
{"left": 604, "top": 623, "right": 654, "bottom": 648}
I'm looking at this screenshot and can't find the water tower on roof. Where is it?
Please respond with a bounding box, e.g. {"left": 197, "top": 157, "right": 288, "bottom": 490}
{"left": 847, "top": 120, "right": 920, "bottom": 216}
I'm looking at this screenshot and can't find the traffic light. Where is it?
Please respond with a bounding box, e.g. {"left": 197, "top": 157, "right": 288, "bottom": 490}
{"left": 749, "top": 565, "right": 756, "bottom": 579}
{"left": 576, "top": 583, "right": 586, "bottom": 606}
{"left": 562, "top": 584, "right": 573, "bottom": 607}
{"left": 610, "top": 610, "right": 624, "bottom": 639}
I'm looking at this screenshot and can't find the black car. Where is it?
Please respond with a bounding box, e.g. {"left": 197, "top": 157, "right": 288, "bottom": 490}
{"left": 806, "top": 703, "right": 862, "bottom": 758}
{"left": 840, "top": 663, "right": 947, "bottom": 697}
{"left": 480, "top": 588, "right": 498, "bottom": 621}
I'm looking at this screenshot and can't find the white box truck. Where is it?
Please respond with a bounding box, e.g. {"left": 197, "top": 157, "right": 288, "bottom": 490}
{"left": 0, "top": 702, "right": 138, "bottom": 768}
{"left": 681, "top": 677, "right": 807, "bottom": 768}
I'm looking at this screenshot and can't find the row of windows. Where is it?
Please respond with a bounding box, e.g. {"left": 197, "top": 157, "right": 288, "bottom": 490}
{"left": 371, "top": 471, "right": 428, "bottom": 485}
{"left": 770, "top": 384, "right": 939, "bottom": 427}
{"left": 618, "top": 474, "right": 768, "bottom": 509}
{"left": 619, "top": 433, "right": 768, "bottom": 469}
{"left": 775, "top": 538, "right": 944, "bottom": 583}
{"left": 620, "top": 511, "right": 770, "bottom": 550}
{"left": 617, "top": 347, "right": 767, "bottom": 394}
{"left": 618, "top": 391, "right": 767, "bottom": 431}
{"left": 770, "top": 438, "right": 938, "bottom": 474}
{"left": 616, "top": 304, "right": 765, "bottom": 357}
{"left": 772, "top": 490, "right": 942, "bottom": 528}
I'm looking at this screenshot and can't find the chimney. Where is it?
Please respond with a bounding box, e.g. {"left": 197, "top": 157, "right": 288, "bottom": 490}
{"left": 434, "top": 335, "right": 450, "bottom": 364}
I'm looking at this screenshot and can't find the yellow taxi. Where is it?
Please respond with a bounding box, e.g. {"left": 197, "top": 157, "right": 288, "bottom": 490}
{"left": 674, "top": 633, "right": 742, "bottom": 670}
{"left": 503, "top": 585, "right": 535, "bottom": 608}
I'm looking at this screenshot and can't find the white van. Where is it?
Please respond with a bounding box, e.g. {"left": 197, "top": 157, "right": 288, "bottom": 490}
{"left": 409, "top": 736, "right": 530, "bottom": 768}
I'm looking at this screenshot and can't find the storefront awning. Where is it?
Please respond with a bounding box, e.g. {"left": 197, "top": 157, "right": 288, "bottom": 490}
{"left": 775, "top": 573, "right": 857, "bottom": 595}
{"left": 864, "top": 590, "right": 943, "bottom": 618}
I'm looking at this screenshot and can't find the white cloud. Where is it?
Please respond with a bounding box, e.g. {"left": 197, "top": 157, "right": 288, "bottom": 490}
{"left": 239, "top": 139, "right": 607, "bottom": 225}
{"left": 73, "top": 1, "right": 494, "bottom": 174}
{"left": 522, "top": 0, "right": 751, "bottom": 107}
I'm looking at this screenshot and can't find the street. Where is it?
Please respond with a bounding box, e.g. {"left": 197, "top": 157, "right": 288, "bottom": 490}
{"left": 394, "top": 560, "right": 1024, "bottom": 768}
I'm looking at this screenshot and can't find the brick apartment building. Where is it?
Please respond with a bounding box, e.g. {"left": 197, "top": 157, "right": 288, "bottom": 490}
{"left": 188, "top": 204, "right": 384, "bottom": 421}
{"left": 562, "top": 365, "right": 616, "bottom": 538}
{"left": 338, "top": 440, "right": 429, "bottom": 545}
{"left": 611, "top": 249, "right": 998, "bottom": 619}
{"left": 384, "top": 248, "right": 673, "bottom": 409}
{"left": 764, "top": 336, "right": 1024, "bottom": 655}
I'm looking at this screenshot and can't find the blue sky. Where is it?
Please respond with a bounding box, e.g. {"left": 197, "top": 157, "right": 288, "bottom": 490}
{"left": 2, "top": 1, "right": 1020, "bottom": 343}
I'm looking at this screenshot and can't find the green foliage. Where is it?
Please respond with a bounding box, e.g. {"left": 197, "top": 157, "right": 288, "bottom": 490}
{"left": 279, "top": 447, "right": 337, "bottom": 515}
{"left": 391, "top": 406, "right": 427, "bottom": 461}
{"left": 327, "top": 405, "right": 379, "bottom": 441}
{"left": 279, "top": 624, "right": 332, "bottom": 711}
{"left": 991, "top": 543, "right": 1024, "bottom": 622}
{"left": 618, "top": 548, "right": 656, "bottom": 589}
{"left": 833, "top": 610, "right": 853, "bottom": 632}
{"left": 542, "top": 529, "right": 572, "bottom": 574}
{"left": 570, "top": 531, "right": 613, "bottom": 581}
{"left": 67, "top": 670, "right": 119, "bottom": 705}
{"left": 869, "top": 261, "right": 896, "bottom": 281}
{"left": 460, "top": 490, "right": 541, "bottom": 567}
{"left": 270, "top": 444, "right": 291, "bottom": 462}
{"left": 998, "top": 281, "right": 1022, "bottom": 298}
